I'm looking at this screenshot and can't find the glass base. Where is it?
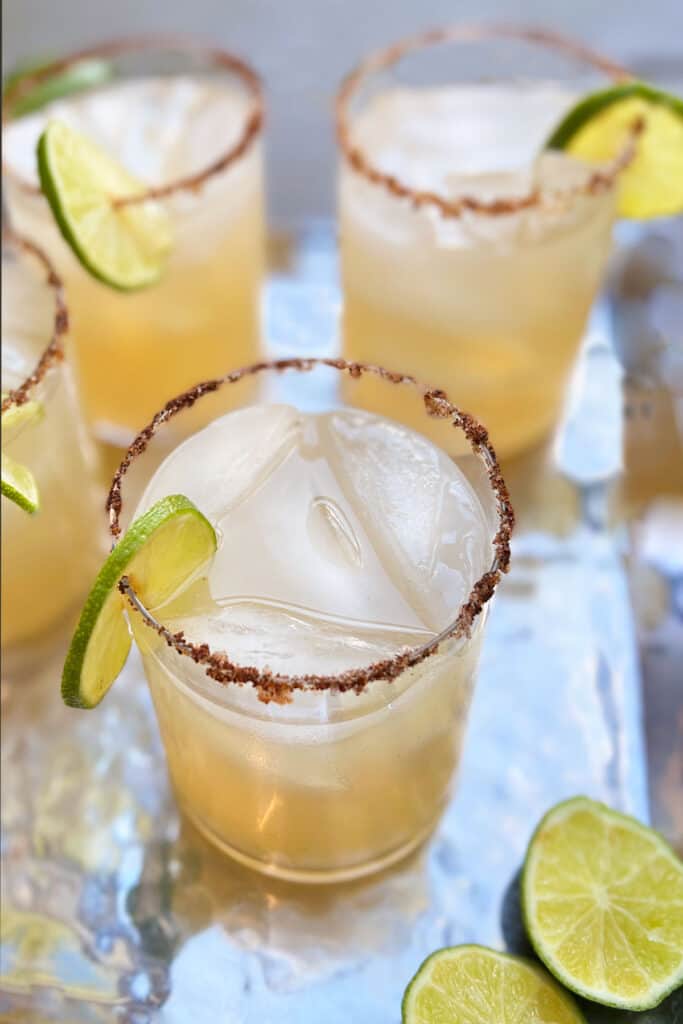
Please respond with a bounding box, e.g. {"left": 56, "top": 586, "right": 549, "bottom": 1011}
{"left": 180, "top": 803, "right": 441, "bottom": 885}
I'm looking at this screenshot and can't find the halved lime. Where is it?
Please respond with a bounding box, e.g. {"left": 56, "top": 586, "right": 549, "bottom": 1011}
{"left": 37, "top": 119, "right": 173, "bottom": 291}
{"left": 402, "top": 945, "right": 586, "bottom": 1023}
{"left": 1, "top": 452, "right": 40, "bottom": 514}
{"left": 4, "top": 58, "right": 113, "bottom": 118}
{"left": 62, "top": 494, "right": 217, "bottom": 709}
{"left": 523, "top": 796, "right": 683, "bottom": 1011}
{"left": 546, "top": 82, "right": 683, "bottom": 219}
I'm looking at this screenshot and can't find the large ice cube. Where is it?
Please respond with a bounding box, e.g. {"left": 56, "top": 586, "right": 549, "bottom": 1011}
{"left": 324, "top": 409, "right": 490, "bottom": 630}
{"left": 140, "top": 404, "right": 491, "bottom": 672}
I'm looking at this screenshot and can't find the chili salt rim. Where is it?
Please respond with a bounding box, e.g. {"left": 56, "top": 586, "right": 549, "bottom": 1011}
{"left": 2, "top": 34, "right": 264, "bottom": 206}
{"left": 1, "top": 229, "right": 68, "bottom": 415}
{"left": 336, "top": 23, "right": 637, "bottom": 218}
{"left": 107, "top": 358, "right": 514, "bottom": 704}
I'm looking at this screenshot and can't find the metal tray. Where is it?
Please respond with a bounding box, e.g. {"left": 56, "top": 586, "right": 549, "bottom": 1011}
{"left": 0, "top": 223, "right": 651, "bottom": 1023}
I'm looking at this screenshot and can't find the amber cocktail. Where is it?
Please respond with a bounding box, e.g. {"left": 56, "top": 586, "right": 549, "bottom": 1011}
{"left": 4, "top": 37, "right": 265, "bottom": 447}
{"left": 107, "top": 359, "right": 513, "bottom": 882}
{"left": 337, "top": 26, "right": 630, "bottom": 456}
{"left": 2, "top": 232, "right": 103, "bottom": 672}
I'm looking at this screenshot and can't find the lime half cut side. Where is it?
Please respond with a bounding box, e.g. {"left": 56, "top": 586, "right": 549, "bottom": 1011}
{"left": 522, "top": 796, "right": 683, "bottom": 1011}
{"left": 1, "top": 452, "right": 40, "bottom": 514}
{"left": 37, "top": 119, "right": 173, "bottom": 291}
{"left": 546, "top": 81, "right": 683, "bottom": 220}
{"left": 62, "top": 494, "right": 217, "bottom": 710}
{"left": 402, "top": 945, "right": 586, "bottom": 1024}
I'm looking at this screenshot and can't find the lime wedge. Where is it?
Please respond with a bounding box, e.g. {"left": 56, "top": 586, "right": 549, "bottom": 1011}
{"left": 402, "top": 945, "right": 586, "bottom": 1023}
{"left": 522, "top": 796, "right": 683, "bottom": 1011}
{"left": 37, "top": 119, "right": 173, "bottom": 291}
{"left": 62, "top": 494, "right": 217, "bottom": 709}
{"left": 4, "top": 57, "right": 52, "bottom": 94}
{"left": 1, "top": 397, "right": 44, "bottom": 512}
{"left": 4, "top": 58, "right": 113, "bottom": 118}
{"left": 546, "top": 82, "right": 683, "bottom": 219}
{"left": 2, "top": 396, "right": 45, "bottom": 441}
{"left": 1, "top": 451, "right": 40, "bottom": 514}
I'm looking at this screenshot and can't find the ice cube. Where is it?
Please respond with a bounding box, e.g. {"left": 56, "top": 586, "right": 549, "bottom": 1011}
{"left": 137, "top": 403, "right": 303, "bottom": 523}
{"left": 322, "top": 409, "right": 490, "bottom": 630}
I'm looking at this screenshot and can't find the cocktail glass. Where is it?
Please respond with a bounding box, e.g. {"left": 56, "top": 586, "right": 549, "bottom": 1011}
{"left": 336, "top": 25, "right": 632, "bottom": 458}
{"left": 1, "top": 231, "right": 104, "bottom": 674}
{"left": 3, "top": 36, "right": 265, "bottom": 448}
{"left": 106, "top": 359, "right": 513, "bottom": 882}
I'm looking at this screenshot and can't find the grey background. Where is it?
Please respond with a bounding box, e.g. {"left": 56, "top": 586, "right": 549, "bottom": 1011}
{"left": 3, "top": 0, "right": 683, "bottom": 219}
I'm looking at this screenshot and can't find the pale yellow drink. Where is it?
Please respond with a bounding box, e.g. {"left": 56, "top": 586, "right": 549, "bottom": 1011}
{"left": 132, "top": 402, "right": 496, "bottom": 881}
{"left": 1, "top": 239, "right": 103, "bottom": 665}
{"left": 4, "top": 64, "right": 264, "bottom": 446}
{"left": 339, "top": 82, "right": 617, "bottom": 457}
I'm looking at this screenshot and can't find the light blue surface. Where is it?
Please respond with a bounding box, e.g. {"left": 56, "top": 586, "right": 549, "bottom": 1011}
{"left": 0, "top": 224, "right": 648, "bottom": 1022}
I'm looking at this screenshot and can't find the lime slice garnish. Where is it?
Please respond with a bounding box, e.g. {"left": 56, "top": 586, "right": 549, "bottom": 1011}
{"left": 37, "top": 119, "right": 173, "bottom": 291}
{"left": 522, "top": 796, "right": 683, "bottom": 1011}
{"left": 4, "top": 58, "right": 53, "bottom": 94}
{"left": 62, "top": 494, "right": 217, "bottom": 709}
{"left": 4, "top": 58, "right": 113, "bottom": 118}
{"left": 402, "top": 945, "right": 586, "bottom": 1023}
{"left": 546, "top": 82, "right": 683, "bottom": 220}
{"left": 1, "top": 451, "right": 40, "bottom": 514}
{"left": 1, "top": 396, "right": 45, "bottom": 441}
{"left": 1, "top": 398, "right": 44, "bottom": 513}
